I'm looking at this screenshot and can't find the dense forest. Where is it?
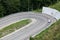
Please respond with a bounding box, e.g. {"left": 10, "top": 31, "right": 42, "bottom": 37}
{"left": 0, "top": 0, "right": 60, "bottom": 17}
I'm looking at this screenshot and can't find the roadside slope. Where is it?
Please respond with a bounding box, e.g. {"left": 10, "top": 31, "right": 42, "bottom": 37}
{"left": 30, "top": 1, "right": 60, "bottom": 40}
{"left": 31, "top": 19, "right": 60, "bottom": 40}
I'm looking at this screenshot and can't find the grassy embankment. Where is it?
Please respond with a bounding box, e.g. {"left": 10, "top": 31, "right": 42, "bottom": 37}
{"left": 0, "top": 19, "right": 31, "bottom": 38}
{"left": 33, "top": 9, "right": 42, "bottom": 12}
{"left": 50, "top": 1, "right": 60, "bottom": 11}
{"left": 31, "top": 19, "right": 60, "bottom": 40}
{"left": 30, "top": 1, "right": 60, "bottom": 40}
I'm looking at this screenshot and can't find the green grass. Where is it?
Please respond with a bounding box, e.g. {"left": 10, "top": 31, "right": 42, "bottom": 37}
{"left": 33, "top": 9, "right": 42, "bottom": 13}
{"left": 50, "top": 2, "right": 60, "bottom": 11}
{"left": 0, "top": 19, "right": 31, "bottom": 38}
{"left": 30, "top": 2, "right": 60, "bottom": 40}
{"left": 30, "top": 19, "right": 60, "bottom": 40}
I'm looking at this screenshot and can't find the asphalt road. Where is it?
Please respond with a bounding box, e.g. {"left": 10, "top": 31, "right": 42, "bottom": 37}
{"left": 0, "top": 12, "right": 56, "bottom": 40}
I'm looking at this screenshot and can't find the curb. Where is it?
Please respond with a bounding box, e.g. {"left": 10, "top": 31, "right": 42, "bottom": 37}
{"left": 0, "top": 18, "right": 37, "bottom": 39}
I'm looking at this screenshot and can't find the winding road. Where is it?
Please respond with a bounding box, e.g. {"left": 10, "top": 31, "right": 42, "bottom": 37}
{"left": 0, "top": 12, "right": 56, "bottom": 40}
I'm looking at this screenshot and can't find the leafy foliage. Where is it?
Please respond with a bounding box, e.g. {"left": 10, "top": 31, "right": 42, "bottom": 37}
{"left": 0, "top": 3, "right": 6, "bottom": 17}
{"left": 0, "top": 0, "right": 59, "bottom": 17}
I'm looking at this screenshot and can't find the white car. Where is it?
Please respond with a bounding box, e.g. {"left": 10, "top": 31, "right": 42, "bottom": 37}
{"left": 48, "top": 19, "right": 51, "bottom": 23}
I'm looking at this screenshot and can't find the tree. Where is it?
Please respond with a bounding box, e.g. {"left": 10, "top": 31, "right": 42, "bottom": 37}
{"left": 1, "top": 0, "right": 20, "bottom": 15}
{"left": 0, "top": 0, "right": 60, "bottom": 17}
{"left": 0, "top": 3, "right": 5, "bottom": 17}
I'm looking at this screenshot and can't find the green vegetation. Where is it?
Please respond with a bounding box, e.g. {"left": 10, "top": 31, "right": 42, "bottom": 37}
{"left": 0, "top": 0, "right": 60, "bottom": 17}
{"left": 50, "top": 1, "right": 60, "bottom": 11}
{"left": 33, "top": 9, "right": 42, "bottom": 12}
{"left": 34, "top": 0, "right": 60, "bottom": 12}
{"left": 30, "top": 20, "right": 60, "bottom": 40}
{"left": 0, "top": 19, "right": 31, "bottom": 38}
{"left": 0, "top": 3, "right": 6, "bottom": 17}
{"left": 30, "top": 1, "right": 60, "bottom": 40}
